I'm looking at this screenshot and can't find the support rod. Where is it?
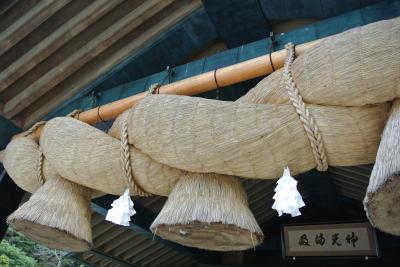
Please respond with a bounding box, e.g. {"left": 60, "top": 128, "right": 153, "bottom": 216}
{"left": 15, "top": 39, "right": 320, "bottom": 142}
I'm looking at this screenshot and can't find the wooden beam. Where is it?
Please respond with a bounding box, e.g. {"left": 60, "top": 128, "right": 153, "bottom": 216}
{"left": 3, "top": 0, "right": 176, "bottom": 118}
{"left": 0, "top": 0, "right": 71, "bottom": 57}
{"left": 0, "top": 0, "right": 123, "bottom": 93}
{"left": 22, "top": 0, "right": 201, "bottom": 126}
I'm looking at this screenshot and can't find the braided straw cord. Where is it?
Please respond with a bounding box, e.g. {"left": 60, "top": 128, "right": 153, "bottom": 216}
{"left": 21, "top": 109, "right": 80, "bottom": 138}
{"left": 283, "top": 43, "right": 328, "bottom": 171}
{"left": 121, "top": 119, "right": 151, "bottom": 196}
{"left": 22, "top": 110, "right": 82, "bottom": 187}
{"left": 36, "top": 149, "right": 46, "bottom": 185}
{"left": 22, "top": 121, "right": 46, "bottom": 137}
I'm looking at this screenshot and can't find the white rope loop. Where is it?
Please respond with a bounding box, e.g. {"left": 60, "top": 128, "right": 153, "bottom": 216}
{"left": 283, "top": 43, "right": 328, "bottom": 171}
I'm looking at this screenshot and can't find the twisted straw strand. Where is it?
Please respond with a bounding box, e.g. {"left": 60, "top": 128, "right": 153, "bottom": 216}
{"left": 283, "top": 43, "right": 328, "bottom": 171}
{"left": 36, "top": 149, "right": 46, "bottom": 185}
{"left": 121, "top": 119, "right": 150, "bottom": 196}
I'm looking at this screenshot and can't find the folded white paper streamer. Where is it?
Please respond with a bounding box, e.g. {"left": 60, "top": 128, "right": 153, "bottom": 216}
{"left": 272, "top": 167, "right": 305, "bottom": 217}
{"left": 106, "top": 188, "right": 136, "bottom": 226}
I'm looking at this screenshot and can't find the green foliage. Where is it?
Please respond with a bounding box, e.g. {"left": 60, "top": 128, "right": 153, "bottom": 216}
{"left": 4, "top": 227, "right": 37, "bottom": 255}
{"left": 0, "top": 240, "right": 37, "bottom": 267}
{"left": 2, "top": 228, "right": 84, "bottom": 267}
{"left": 0, "top": 254, "right": 10, "bottom": 267}
{"left": 61, "top": 257, "right": 84, "bottom": 267}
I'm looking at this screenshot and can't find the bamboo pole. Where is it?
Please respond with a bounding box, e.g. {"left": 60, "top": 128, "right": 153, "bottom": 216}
{"left": 14, "top": 40, "right": 320, "bottom": 142}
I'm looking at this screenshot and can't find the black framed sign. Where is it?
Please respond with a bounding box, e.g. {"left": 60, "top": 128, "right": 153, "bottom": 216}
{"left": 282, "top": 222, "right": 379, "bottom": 258}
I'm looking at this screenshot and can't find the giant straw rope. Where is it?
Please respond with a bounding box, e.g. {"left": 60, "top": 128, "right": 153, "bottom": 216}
{"left": 1, "top": 17, "right": 400, "bottom": 251}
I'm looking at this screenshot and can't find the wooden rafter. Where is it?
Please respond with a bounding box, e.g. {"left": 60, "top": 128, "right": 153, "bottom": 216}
{"left": 3, "top": 0, "right": 177, "bottom": 118}
{"left": 21, "top": 0, "right": 201, "bottom": 126}
{"left": 0, "top": 0, "right": 71, "bottom": 57}
{"left": 0, "top": 0, "right": 124, "bottom": 93}
{"left": 0, "top": 0, "right": 19, "bottom": 19}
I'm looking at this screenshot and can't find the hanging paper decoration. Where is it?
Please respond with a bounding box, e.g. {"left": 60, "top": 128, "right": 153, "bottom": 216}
{"left": 272, "top": 167, "right": 305, "bottom": 217}
{"left": 106, "top": 188, "right": 136, "bottom": 226}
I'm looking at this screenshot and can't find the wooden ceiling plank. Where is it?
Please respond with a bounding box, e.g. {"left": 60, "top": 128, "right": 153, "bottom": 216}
{"left": 0, "top": 0, "right": 42, "bottom": 32}
{"left": 132, "top": 246, "right": 170, "bottom": 264}
{"left": 92, "top": 222, "right": 116, "bottom": 239}
{"left": 149, "top": 253, "right": 188, "bottom": 267}
{"left": 91, "top": 250, "right": 135, "bottom": 267}
{"left": 121, "top": 242, "right": 161, "bottom": 261}
{"left": 0, "top": 0, "right": 71, "bottom": 57}
{"left": 99, "top": 231, "right": 140, "bottom": 253}
{"left": 0, "top": 0, "right": 19, "bottom": 18}
{"left": 139, "top": 248, "right": 173, "bottom": 266}
{"left": 0, "top": 0, "right": 124, "bottom": 93}
{"left": 91, "top": 212, "right": 106, "bottom": 227}
{"left": 109, "top": 236, "right": 148, "bottom": 257}
{"left": 87, "top": 255, "right": 106, "bottom": 266}
{"left": 22, "top": 0, "right": 201, "bottom": 126}
{"left": 172, "top": 257, "right": 197, "bottom": 267}
{"left": 3, "top": 0, "right": 175, "bottom": 119}
{"left": 176, "top": 257, "right": 197, "bottom": 267}
{"left": 94, "top": 227, "right": 129, "bottom": 248}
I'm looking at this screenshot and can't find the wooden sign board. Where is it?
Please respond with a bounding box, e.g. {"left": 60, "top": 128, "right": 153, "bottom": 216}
{"left": 282, "top": 223, "right": 379, "bottom": 258}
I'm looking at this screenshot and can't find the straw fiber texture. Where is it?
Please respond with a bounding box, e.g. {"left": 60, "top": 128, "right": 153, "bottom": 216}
{"left": 7, "top": 175, "right": 93, "bottom": 252}
{"left": 364, "top": 100, "right": 400, "bottom": 235}
{"left": 1, "top": 17, "right": 399, "bottom": 249}
{"left": 3, "top": 135, "right": 100, "bottom": 252}
{"left": 2, "top": 137, "right": 58, "bottom": 193}
{"left": 2, "top": 17, "right": 397, "bottom": 198}
{"left": 127, "top": 95, "right": 388, "bottom": 179}
{"left": 40, "top": 117, "right": 182, "bottom": 196}
{"left": 240, "top": 17, "right": 400, "bottom": 106}
{"left": 112, "top": 111, "right": 264, "bottom": 251}
{"left": 150, "top": 172, "right": 263, "bottom": 251}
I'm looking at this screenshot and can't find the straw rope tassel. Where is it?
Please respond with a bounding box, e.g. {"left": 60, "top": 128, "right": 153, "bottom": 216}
{"left": 283, "top": 43, "right": 328, "bottom": 172}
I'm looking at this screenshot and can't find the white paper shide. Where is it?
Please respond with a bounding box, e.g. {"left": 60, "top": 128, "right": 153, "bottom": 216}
{"left": 272, "top": 167, "right": 305, "bottom": 217}
{"left": 106, "top": 188, "right": 136, "bottom": 226}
